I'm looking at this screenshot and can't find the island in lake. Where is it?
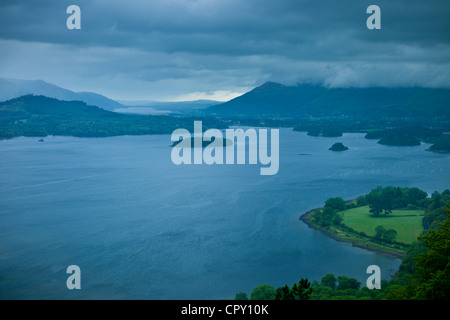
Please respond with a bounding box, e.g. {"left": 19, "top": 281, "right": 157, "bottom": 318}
{"left": 329, "top": 142, "right": 348, "bottom": 151}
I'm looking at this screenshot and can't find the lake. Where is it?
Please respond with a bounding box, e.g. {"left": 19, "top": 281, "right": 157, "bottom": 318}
{"left": 0, "top": 128, "right": 449, "bottom": 299}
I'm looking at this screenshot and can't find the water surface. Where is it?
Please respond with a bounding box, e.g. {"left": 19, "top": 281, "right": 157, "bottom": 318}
{"left": 0, "top": 128, "right": 449, "bottom": 299}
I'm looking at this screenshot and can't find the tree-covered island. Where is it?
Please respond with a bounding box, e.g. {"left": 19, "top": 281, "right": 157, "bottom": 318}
{"left": 329, "top": 142, "right": 348, "bottom": 151}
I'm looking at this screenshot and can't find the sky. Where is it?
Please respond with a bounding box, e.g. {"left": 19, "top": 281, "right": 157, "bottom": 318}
{"left": 0, "top": 0, "right": 449, "bottom": 101}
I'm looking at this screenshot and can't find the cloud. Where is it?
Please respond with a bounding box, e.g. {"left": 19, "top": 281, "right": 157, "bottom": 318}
{"left": 0, "top": 0, "right": 449, "bottom": 100}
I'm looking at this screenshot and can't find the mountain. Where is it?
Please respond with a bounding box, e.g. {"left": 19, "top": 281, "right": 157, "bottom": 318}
{"left": 0, "top": 78, "right": 124, "bottom": 111}
{"left": 206, "top": 82, "right": 450, "bottom": 120}
{"left": 0, "top": 95, "right": 227, "bottom": 139}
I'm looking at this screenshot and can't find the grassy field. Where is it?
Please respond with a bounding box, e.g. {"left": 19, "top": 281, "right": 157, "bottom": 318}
{"left": 339, "top": 206, "right": 424, "bottom": 244}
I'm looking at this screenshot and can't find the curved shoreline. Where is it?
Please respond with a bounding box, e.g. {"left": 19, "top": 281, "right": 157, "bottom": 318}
{"left": 299, "top": 205, "right": 406, "bottom": 260}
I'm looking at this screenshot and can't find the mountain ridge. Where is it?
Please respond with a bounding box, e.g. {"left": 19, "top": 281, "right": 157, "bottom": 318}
{"left": 206, "top": 81, "right": 450, "bottom": 120}
{"left": 0, "top": 78, "right": 124, "bottom": 111}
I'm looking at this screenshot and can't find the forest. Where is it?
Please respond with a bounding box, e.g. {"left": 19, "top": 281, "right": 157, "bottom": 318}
{"left": 0, "top": 95, "right": 227, "bottom": 139}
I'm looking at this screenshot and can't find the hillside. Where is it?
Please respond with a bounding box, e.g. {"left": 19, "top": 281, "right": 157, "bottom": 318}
{"left": 0, "top": 95, "right": 226, "bottom": 138}
{"left": 0, "top": 78, "right": 124, "bottom": 111}
{"left": 206, "top": 82, "right": 450, "bottom": 120}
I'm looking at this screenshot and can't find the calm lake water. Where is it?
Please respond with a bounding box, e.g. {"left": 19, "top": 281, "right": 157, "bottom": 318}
{"left": 0, "top": 128, "right": 449, "bottom": 299}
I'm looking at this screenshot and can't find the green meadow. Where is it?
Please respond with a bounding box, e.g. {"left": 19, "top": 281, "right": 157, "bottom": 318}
{"left": 339, "top": 205, "right": 424, "bottom": 244}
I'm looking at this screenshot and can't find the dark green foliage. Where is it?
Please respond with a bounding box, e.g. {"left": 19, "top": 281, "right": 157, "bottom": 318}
{"left": 313, "top": 197, "right": 349, "bottom": 227}
{"left": 0, "top": 95, "right": 228, "bottom": 139}
{"left": 325, "top": 197, "right": 347, "bottom": 211}
{"left": 275, "top": 285, "right": 293, "bottom": 300}
{"left": 413, "top": 206, "right": 450, "bottom": 299}
{"left": 321, "top": 273, "right": 337, "bottom": 290}
{"left": 375, "top": 225, "right": 397, "bottom": 243}
{"left": 375, "top": 225, "right": 386, "bottom": 240}
{"left": 427, "top": 135, "right": 450, "bottom": 153}
{"left": 329, "top": 142, "right": 348, "bottom": 151}
{"left": 234, "top": 292, "right": 249, "bottom": 300}
{"left": 337, "top": 276, "right": 361, "bottom": 290}
{"left": 378, "top": 134, "right": 421, "bottom": 146}
{"left": 274, "top": 278, "right": 312, "bottom": 300}
{"left": 366, "top": 186, "right": 427, "bottom": 217}
{"left": 250, "top": 284, "right": 276, "bottom": 300}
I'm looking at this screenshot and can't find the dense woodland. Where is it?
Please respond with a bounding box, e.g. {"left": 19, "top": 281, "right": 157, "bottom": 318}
{"left": 0, "top": 95, "right": 227, "bottom": 139}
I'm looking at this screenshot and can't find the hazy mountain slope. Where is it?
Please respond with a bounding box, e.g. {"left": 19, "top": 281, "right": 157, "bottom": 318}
{"left": 0, "top": 78, "right": 123, "bottom": 111}
{"left": 207, "top": 82, "right": 450, "bottom": 119}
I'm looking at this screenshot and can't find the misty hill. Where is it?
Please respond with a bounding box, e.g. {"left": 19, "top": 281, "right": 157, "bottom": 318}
{"left": 206, "top": 82, "right": 450, "bottom": 120}
{"left": 0, "top": 95, "right": 226, "bottom": 138}
{"left": 0, "top": 78, "right": 124, "bottom": 111}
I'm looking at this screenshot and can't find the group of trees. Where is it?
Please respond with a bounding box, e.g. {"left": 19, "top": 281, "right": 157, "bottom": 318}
{"left": 364, "top": 126, "right": 449, "bottom": 150}
{"left": 357, "top": 186, "right": 428, "bottom": 217}
{"left": 235, "top": 279, "right": 313, "bottom": 301}
{"left": 310, "top": 187, "right": 449, "bottom": 249}
{"left": 312, "top": 197, "right": 346, "bottom": 227}
{"left": 0, "top": 95, "right": 228, "bottom": 139}
{"left": 238, "top": 188, "right": 450, "bottom": 300}
{"left": 374, "top": 225, "right": 398, "bottom": 243}
{"left": 235, "top": 205, "right": 450, "bottom": 300}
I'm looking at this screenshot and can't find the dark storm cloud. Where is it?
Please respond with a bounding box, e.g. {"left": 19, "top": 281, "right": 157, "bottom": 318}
{"left": 0, "top": 0, "right": 449, "bottom": 100}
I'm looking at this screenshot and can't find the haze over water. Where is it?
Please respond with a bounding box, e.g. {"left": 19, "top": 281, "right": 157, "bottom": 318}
{"left": 0, "top": 128, "right": 449, "bottom": 299}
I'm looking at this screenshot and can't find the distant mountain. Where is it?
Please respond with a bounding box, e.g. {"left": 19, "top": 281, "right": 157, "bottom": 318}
{"left": 206, "top": 82, "right": 450, "bottom": 120}
{"left": 0, "top": 78, "right": 123, "bottom": 111}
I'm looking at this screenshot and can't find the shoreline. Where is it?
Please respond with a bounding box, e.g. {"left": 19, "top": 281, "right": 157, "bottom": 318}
{"left": 299, "top": 204, "right": 406, "bottom": 260}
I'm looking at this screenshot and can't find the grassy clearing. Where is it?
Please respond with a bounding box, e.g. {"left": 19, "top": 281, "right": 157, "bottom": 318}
{"left": 339, "top": 205, "right": 424, "bottom": 244}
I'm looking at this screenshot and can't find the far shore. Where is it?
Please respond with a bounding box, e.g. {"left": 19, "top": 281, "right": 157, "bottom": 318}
{"left": 299, "top": 200, "right": 406, "bottom": 260}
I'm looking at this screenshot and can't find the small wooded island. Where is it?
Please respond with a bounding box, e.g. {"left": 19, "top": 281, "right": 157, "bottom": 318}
{"left": 329, "top": 142, "right": 348, "bottom": 151}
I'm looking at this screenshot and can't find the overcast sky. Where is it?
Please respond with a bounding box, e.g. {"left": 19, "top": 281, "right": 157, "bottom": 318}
{"left": 0, "top": 0, "right": 449, "bottom": 101}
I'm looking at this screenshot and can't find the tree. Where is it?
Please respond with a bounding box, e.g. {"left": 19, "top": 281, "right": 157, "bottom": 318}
{"left": 332, "top": 214, "right": 343, "bottom": 226}
{"left": 250, "top": 284, "right": 276, "bottom": 300}
{"left": 413, "top": 206, "right": 450, "bottom": 300}
{"left": 275, "top": 285, "right": 293, "bottom": 300}
{"left": 375, "top": 225, "right": 386, "bottom": 240}
{"left": 369, "top": 199, "right": 383, "bottom": 217}
{"left": 325, "top": 197, "right": 346, "bottom": 211}
{"left": 234, "top": 292, "right": 248, "bottom": 300}
{"left": 337, "top": 276, "right": 361, "bottom": 290}
{"left": 291, "top": 278, "right": 312, "bottom": 300}
{"left": 384, "top": 229, "right": 397, "bottom": 243}
{"left": 321, "top": 273, "right": 337, "bottom": 290}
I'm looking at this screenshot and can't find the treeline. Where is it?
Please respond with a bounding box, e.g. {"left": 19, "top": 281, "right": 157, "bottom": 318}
{"left": 314, "top": 186, "right": 449, "bottom": 223}
{"left": 292, "top": 122, "right": 450, "bottom": 152}
{"left": 357, "top": 186, "right": 429, "bottom": 216}
{"left": 234, "top": 205, "right": 450, "bottom": 300}
{"left": 0, "top": 95, "right": 228, "bottom": 139}
{"left": 365, "top": 126, "right": 450, "bottom": 151}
